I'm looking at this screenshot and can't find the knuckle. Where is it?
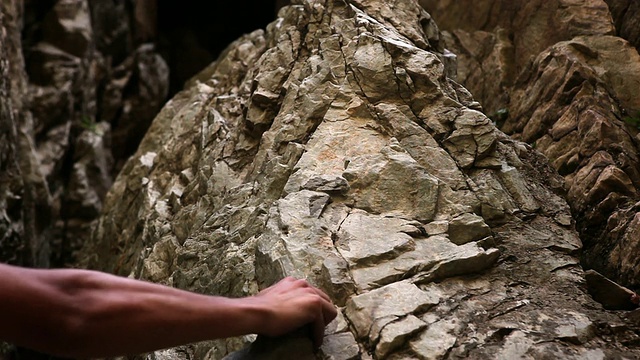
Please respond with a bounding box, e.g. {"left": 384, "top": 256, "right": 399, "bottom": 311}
{"left": 295, "top": 279, "right": 311, "bottom": 287}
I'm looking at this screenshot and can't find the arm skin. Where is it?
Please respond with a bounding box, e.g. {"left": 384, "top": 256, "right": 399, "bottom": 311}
{"left": 0, "top": 263, "right": 337, "bottom": 358}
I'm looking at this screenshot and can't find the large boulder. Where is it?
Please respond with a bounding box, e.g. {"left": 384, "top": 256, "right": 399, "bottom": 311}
{"left": 81, "top": 0, "right": 640, "bottom": 358}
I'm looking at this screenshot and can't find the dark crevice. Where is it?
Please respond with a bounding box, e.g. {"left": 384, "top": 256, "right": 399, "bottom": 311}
{"left": 157, "top": 1, "right": 282, "bottom": 97}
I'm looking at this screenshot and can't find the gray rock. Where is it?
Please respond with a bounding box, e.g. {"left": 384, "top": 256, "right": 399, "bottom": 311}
{"left": 607, "top": 0, "right": 640, "bottom": 50}
{"left": 0, "top": 0, "right": 169, "bottom": 267}
{"left": 376, "top": 315, "right": 427, "bottom": 358}
{"left": 424, "top": 220, "right": 448, "bottom": 236}
{"left": 76, "top": 0, "right": 640, "bottom": 358}
{"left": 302, "top": 175, "right": 350, "bottom": 194}
{"left": 320, "top": 332, "right": 360, "bottom": 360}
{"left": 553, "top": 312, "right": 595, "bottom": 345}
{"left": 409, "top": 319, "right": 458, "bottom": 360}
{"left": 422, "top": 0, "right": 640, "bottom": 292}
{"left": 345, "top": 281, "right": 440, "bottom": 340}
{"left": 335, "top": 210, "right": 416, "bottom": 268}
{"left": 0, "top": 0, "right": 53, "bottom": 267}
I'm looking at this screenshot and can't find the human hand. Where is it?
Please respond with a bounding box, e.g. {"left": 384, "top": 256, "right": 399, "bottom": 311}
{"left": 247, "top": 277, "right": 338, "bottom": 347}
{"left": 631, "top": 292, "right": 640, "bottom": 305}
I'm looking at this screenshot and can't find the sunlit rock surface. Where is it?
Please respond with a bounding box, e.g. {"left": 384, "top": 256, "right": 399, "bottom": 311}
{"left": 81, "top": 0, "right": 640, "bottom": 358}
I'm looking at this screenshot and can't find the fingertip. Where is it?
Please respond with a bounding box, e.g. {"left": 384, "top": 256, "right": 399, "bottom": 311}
{"left": 327, "top": 310, "right": 338, "bottom": 325}
{"left": 321, "top": 301, "right": 339, "bottom": 325}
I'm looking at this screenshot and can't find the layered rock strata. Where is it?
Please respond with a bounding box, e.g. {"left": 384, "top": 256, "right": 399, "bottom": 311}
{"left": 421, "top": 0, "right": 640, "bottom": 289}
{"left": 82, "top": 0, "right": 640, "bottom": 358}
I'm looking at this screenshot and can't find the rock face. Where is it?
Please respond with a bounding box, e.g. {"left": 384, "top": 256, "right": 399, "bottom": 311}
{"left": 0, "top": 0, "right": 53, "bottom": 267}
{"left": 421, "top": 0, "right": 640, "bottom": 290}
{"left": 606, "top": 0, "right": 640, "bottom": 50}
{"left": 419, "top": 0, "right": 615, "bottom": 116}
{"left": 0, "top": 1, "right": 50, "bottom": 265}
{"left": 0, "top": 0, "right": 169, "bottom": 267}
{"left": 28, "top": 0, "right": 169, "bottom": 264}
{"left": 0, "top": 0, "right": 295, "bottom": 271}
{"left": 81, "top": 0, "right": 640, "bottom": 358}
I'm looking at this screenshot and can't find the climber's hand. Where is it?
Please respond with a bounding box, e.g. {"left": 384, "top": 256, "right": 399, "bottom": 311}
{"left": 247, "top": 277, "right": 338, "bottom": 347}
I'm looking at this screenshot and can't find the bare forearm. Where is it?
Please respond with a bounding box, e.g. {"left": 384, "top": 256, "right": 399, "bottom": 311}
{"left": 0, "top": 264, "right": 336, "bottom": 358}
{"left": 0, "top": 266, "right": 266, "bottom": 358}
{"left": 66, "top": 276, "right": 265, "bottom": 357}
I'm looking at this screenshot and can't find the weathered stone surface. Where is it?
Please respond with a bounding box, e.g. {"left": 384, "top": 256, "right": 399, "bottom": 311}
{"left": 421, "top": 0, "right": 615, "bottom": 116}
{"left": 343, "top": 146, "right": 440, "bottom": 221}
{"left": 409, "top": 319, "right": 457, "bottom": 360}
{"left": 448, "top": 213, "right": 491, "bottom": 245}
{"left": 42, "top": 0, "right": 92, "bottom": 57}
{"left": 0, "top": 0, "right": 53, "bottom": 267}
{"left": 606, "top": 0, "right": 640, "bottom": 50}
{"left": 348, "top": 236, "right": 499, "bottom": 292}
{"left": 375, "top": 315, "right": 426, "bottom": 358}
{"left": 78, "top": 0, "right": 640, "bottom": 358}
{"left": 319, "top": 332, "right": 360, "bottom": 360}
{"left": 421, "top": 0, "right": 640, "bottom": 292}
{"left": 507, "top": 35, "right": 640, "bottom": 288}
{"left": 345, "top": 281, "right": 440, "bottom": 341}
{"left": 335, "top": 210, "right": 417, "bottom": 267}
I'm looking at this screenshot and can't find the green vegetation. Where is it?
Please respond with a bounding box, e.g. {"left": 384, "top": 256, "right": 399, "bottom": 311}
{"left": 79, "top": 115, "right": 101, "bottom": 135}
{"left": 80, "top": 115, "right": 97, "bottom": 132}
{"left": 623, "top": 112, "right": 640, "bottom": 130}
{"left": 489, "top": 108, "right": 509, "bottom": 128}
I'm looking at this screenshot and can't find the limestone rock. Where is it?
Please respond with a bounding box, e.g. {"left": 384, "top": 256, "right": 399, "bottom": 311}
{"left": 41, "top": 0, "right": 92, "bottom": 57}
{"left": 375, "top": 315, "right": 426, "bottom": 358}
{"left": 345, "top": 281, "right": 440, "bottom": 341}
{"left": 0, "top": 0, "right": 53, "bottom": 267}
{"left": 79, "top": 0, "right": 640, "bottom": 358}
{"left": 421, "top": 0, "right": 640, "bottom": 292}
{"left": 448, "top": 213, "right": 491, "bottom": 245}
{"left": 409, "top": 319, "right": 457, "bottom": 360}
{"left": 320, "top": 332, "right": 360, "bottom": 360}
{"left": 421, "top": 0, "right": 615, "bottom": 116}
{"left": 508, "top": 36, "right": 640, "bottom": 288}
